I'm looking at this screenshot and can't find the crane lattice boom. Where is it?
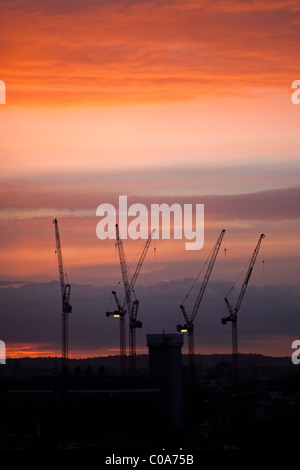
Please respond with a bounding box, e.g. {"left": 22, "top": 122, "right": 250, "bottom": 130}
{"left": 178, "top": 229, "right": 225, "bottom": 335}
{"left": 190, "top": 229, "right": 226, "bottom": 324}
{"left": 116, "top": 224, "right": 132, "bottom": 315}
{"left": 223, "top": 233, "right": 265, "bottom": 321}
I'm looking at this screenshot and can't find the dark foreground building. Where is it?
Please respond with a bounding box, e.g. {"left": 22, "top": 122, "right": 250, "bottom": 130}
{"left": 0, "top": 352, "right": 300, "bottom": 458}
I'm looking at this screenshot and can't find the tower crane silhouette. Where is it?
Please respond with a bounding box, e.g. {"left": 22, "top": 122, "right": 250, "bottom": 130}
{"left": 222, "top": 233, "right": 265, "bottom": 383}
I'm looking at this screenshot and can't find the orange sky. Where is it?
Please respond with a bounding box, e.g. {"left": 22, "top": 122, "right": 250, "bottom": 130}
{"left": 1, "top": 0, "right": 299, "bottom": 106}
{"left": 1, "top": 0, "right": 300, "bottom": 358}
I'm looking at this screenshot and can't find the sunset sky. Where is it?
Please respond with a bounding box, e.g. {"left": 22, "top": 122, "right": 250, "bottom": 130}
{"left": 0, "top": 0, "right": 300, "bottom": 360}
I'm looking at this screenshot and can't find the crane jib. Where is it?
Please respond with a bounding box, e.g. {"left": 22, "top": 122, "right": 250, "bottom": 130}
{"left": 245, "top": 266, "right": 253, "bottom": 286}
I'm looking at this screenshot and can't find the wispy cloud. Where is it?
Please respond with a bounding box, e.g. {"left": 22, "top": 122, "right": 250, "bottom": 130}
{"left": 0, "top": 182, "right": 299, "bottom": 222}
{"left": 2, "top": 0, "right": 299, "bottom": 106}
{"left": 0, "top": 208, "right": 94, "bottom": 220}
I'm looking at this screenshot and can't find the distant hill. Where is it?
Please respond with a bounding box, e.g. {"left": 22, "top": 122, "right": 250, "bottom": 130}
{"left": 2, "top": 352, "right": 294, "bottom": 377}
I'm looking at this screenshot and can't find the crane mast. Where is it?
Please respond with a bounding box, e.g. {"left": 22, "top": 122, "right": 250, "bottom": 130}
{"left": 53, "top": 219, "right": 72, "bottom": 376}
{"left": 177, "top": 229, "right": 225, "bottom": 382}
{"left": 222, "top": 233, "right": 265, "bottom": 382}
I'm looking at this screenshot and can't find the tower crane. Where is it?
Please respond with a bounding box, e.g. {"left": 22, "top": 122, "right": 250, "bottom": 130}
{"left": 177, "top": 229, "right": 225, "bottom": 381}
{"left": 222, "top": 233, "right": 265, "bottom": 382}
{"left": 127, "top": 228, "right": 155, "bottom": 376}
{"left": 53, "top": 219, "right": 72, "bottom": 376}
{"left": 106, "top": 224, "right": 154, "bottom": 375}
{"left": 110, "top": 223, "right": 130, "bottom": 376}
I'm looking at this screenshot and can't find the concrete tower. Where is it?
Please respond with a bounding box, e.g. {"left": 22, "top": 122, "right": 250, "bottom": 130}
{"left": 147, "top": 333, "right": 184, "bottom": 430}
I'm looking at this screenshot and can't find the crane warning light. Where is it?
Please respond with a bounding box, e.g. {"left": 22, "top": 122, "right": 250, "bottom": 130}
{"left": 177, "top": 324, "right": 188, "bottom": 333}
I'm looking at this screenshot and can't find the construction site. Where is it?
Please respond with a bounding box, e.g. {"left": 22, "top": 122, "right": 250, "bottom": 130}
{"left": 0, "top": 221, "right": 299, "bottom": 456}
